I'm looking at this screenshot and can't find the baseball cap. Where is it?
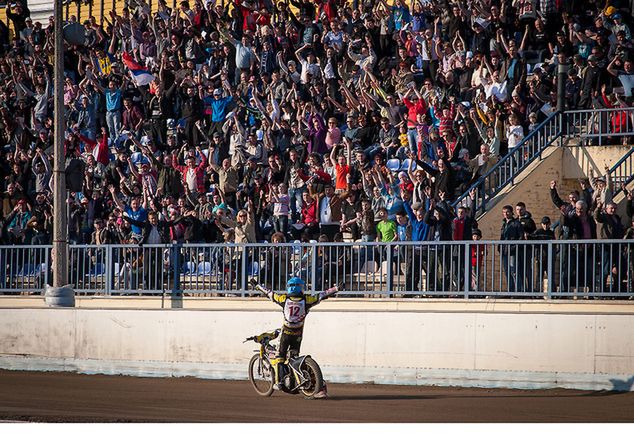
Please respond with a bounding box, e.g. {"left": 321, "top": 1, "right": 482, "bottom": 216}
{"left": 213, "top": 88, "right": 222, "bottom": 96}
{"left": 541, "top": 216, "right": 551, "bottom": 224}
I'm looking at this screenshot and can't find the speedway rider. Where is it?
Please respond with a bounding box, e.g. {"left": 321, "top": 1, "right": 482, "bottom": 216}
{"left": 251, "top": 277, "right": 337, "bottom": 393}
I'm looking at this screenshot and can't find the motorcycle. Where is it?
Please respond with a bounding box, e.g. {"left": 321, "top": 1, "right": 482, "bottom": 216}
{"left": 244, "top": 329, "right": 324, "bottom": 398}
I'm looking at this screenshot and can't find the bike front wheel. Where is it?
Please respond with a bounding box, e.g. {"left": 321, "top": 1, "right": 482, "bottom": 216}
{"left": 299, "top": 357, "right": 324, "bottom": 398}
{"left": 248, "top": 354, "right": 274, "bottom": 397}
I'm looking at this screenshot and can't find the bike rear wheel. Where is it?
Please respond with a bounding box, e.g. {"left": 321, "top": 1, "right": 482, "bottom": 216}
{"left": 248, "top": 354, "right": 274, "bottom": 396}
{"left": 299, "top": 357, "right": 324, "bottom": 398}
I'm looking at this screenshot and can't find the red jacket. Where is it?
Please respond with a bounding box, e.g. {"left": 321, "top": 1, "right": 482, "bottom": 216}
{"left": 403, "top": 97, "right": 427, "bottom": 128}
{"left": 173, "top": 151, "right": 208, "bottom": 194}
{"left": 78, "top": 132, "right": 110, "bottom": 166}
{"left": 301, "top": 199, "right": 318, "bottom": 226}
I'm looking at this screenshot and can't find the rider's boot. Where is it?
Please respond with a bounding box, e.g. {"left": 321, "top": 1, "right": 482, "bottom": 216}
{"left": 314, "top": 381, "right": 328, "bottom": 399}
{"left": 271, "top": 357, "right": 284, "bottom": 390}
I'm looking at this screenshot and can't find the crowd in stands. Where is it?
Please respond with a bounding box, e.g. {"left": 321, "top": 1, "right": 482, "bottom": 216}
{"left": 0, "top": 0, "right": 633, "bottom": 253}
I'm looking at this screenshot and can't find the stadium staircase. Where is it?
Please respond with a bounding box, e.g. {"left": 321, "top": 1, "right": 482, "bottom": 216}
{"left": 456, "top": 110, "right": 634, "bottom": 238}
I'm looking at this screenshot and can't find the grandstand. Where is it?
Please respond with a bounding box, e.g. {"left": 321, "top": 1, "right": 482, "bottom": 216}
{"left": 1, "top": 0, "right": 634, "bottom": 402}
{"left": 0, "top": 0, "right": 633, "bottom": 299}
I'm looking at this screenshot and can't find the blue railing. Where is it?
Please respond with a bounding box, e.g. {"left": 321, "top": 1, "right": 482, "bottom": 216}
{"left": 610, "top": 146, "right": 634, "bottom": 197}
{"left": 1, "top": 240, "right": 633, "bottom": 299}
{"left": 565, "top": 107, "right": 634, "bottom": 146}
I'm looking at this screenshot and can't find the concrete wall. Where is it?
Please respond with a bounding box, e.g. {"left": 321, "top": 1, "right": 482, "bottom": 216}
{"left": 1, "top": 307, "right": 633, "bottom": 391}
{"left": 563, "top": 145, "right": 632, "bottom": 180}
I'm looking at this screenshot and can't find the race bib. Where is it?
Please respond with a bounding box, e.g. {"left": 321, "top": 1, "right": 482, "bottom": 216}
{"left": 284, "top": 299, "right": 306, "bottom": 324}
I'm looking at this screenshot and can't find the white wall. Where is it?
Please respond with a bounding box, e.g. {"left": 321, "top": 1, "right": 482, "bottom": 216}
{"left": 1, "top": 308, "right": 633, "bottom": 391}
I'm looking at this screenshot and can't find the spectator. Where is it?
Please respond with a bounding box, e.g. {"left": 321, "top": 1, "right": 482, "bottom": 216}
{"left": 0, "top": 0, "right": 630, "bottom": 300}
{"left": 500, "top": 204, "right": 523, "bottom": 292}
{"left": 594, "top": 201, "right": 625, "bottom": 292}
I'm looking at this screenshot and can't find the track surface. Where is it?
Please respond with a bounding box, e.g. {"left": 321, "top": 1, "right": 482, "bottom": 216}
{"left": 0, "top": 370, "right": 633, "bottom": 423}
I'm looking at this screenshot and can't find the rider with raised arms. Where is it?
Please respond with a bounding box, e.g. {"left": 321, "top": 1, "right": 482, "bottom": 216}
{"left": 252, "top": 277, "right": 337, "bottom": 396}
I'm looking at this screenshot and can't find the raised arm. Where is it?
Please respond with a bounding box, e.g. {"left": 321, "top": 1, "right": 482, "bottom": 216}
{"left": 108, "top": 184, "right": 126, "bottom": 211}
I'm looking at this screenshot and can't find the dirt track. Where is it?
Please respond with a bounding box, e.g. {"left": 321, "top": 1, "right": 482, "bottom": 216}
{"left": 0, "top": 370, "right": 633, "bottom": 423}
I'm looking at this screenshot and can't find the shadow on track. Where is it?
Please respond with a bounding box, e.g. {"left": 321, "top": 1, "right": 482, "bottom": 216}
{"left": 325, "top": 394, "right": 437, "bottom": 401}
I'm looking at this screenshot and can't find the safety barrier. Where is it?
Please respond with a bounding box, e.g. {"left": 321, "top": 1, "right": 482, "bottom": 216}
{"left": 610, "top": 146, "right": 634, "bottom": 197}
{"left": 565, "top": 107, "right": 634, "bottom": 147}
{"left": 1, "top": 240, "right": 632, "bottom": 299}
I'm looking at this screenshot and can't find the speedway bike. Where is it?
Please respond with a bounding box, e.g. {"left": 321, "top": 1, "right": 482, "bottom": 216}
{"left": 244, "top": 328, "right": 324, "bottom": 398}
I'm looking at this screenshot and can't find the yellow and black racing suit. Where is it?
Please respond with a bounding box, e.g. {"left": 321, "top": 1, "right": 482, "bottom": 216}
{"left": 265, "top": 288, "right": 333, "bottom": 385}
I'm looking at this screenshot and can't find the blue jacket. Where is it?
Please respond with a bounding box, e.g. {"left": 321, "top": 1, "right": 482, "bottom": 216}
{"left": 403, "top": 200, "right": 429, "bottom": 242}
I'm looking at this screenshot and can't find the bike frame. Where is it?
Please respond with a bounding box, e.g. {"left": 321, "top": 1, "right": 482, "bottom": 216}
{"left": 247, "top": 330, "right": 318, "bottom": 394}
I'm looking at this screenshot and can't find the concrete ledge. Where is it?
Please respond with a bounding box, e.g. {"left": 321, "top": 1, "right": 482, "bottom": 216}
{"left": 1, "top": 295, "right": 634, "bottom": 315}
{"left": 1, "top": 355, "right": 632, "bottom": 391}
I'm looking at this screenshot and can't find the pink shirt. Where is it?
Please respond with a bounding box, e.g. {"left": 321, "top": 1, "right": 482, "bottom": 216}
{"left": 325, "top": 127, "right": 341, "bottom": 149}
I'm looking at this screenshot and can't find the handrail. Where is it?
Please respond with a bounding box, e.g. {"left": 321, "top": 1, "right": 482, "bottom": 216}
{"left": 453, "top": 111, "right": 563, "bottom": 216}
{"left": 564, "top": 107, "right": 634, "bottom": 146}
{"left": 608, "top": 146, "right": 634, "bottom": 198}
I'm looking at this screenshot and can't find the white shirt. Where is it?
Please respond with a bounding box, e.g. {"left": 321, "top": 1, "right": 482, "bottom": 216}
{"left": 506, "top": 125, "right": 525, "bottom": 149}
{"left": 186, "top": 168, "right": 197, "bottom": 191}
{"left": 320, "top": 196, "right": 333, "bottom": 224}
{"left": 484, "top": 80, "right": 508, "bottom": 102}
{"left": 300, "top": 60, "right": 320, "bottom": 84}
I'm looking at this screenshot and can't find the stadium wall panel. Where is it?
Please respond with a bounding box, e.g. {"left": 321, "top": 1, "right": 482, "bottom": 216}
{"left": 0, "top": 307, "right": 633, "bottom": 391}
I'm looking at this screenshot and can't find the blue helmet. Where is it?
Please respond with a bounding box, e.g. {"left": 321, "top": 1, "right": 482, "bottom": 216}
{"left": 286, "top": 277, "right": 305, "bottom": 296}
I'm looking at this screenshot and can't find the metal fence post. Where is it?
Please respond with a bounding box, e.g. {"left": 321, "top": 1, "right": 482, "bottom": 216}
{"left": 45, "top": 246, "right": 51, "bottom": 290}
{"left": 172, "top": 243, "right": 181, "bottom": 297}
{"left": 104, "top": 245, "right": 112, "bottom": 296}
{"left": 310, "top": 243, "right": 318, "bottom": 296}
{"left": 386, "top": 245, "right": 393, "bottom": 297}
{"left": 464, "top": 242, "right": 470, "bottom": 299}
{"left": 546, "top": 242, "right": 553, "bottom": 300}
{"left": 241, "top": 245, "right": 248, "bottom": 297}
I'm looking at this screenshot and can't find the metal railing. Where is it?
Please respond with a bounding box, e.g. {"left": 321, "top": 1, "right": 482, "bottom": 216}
{"left": 1, "top": 241, "right": 632, "bottom": 300}
{"left": 565, "top": 107, "right": 634, "bottom": 146}
{"left": 609, "top": 146, "right": 634, "bottom": 197}
{"left": 454, "top": 112, "right": 563, "bottom": 217}
{"left": 454, "top": 108, "right": 634, "bottom": 217}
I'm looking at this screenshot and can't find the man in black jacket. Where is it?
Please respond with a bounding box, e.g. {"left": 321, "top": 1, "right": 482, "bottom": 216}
{"left": 563, "top": 200, "right": 597, "bottom": 292}
{"left": 594, "top": 202, "right": 625, "bottom": 292}
{"left": 500, "top": 204, "right": 523, "bottom": 293}
{"left": 578, "top": 55, "right": 604, "bottom": 109}
{"left": 423, "top": 199, "right": 453, "bottom": 292}
{"left": 529, "top": 216, "right": 556, "bottom": 293}
{"left": 515, "top": 201, "right": 537, "bottom": 291}
{"left": 415, "top": 156, "right": 456, "bottom": 201}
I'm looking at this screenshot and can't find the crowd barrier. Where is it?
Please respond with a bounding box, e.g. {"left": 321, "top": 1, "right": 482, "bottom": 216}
{"left": 566, "top": 107, "right": 634, "bottom": 147}
{"left": 1, "top": 240, "right": 632, "bottom": 299}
